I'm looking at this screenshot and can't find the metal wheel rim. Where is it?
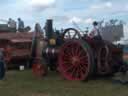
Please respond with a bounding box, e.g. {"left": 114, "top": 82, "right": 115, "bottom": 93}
{"left": 62, "top": 28, "right": 82, "bottom": 40}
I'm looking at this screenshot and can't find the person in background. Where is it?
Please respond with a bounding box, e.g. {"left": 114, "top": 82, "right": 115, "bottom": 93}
{"left": 24, "top": 26, "right": 31, "bottom": 32}
{"left": 35, "top": 23, "right": 43, "bottom": 33}
{"left": 8, "top": 18, "right": 17, "bottom": 32}
{"left": 17, "top": 18, "right": 24, "bottom": 32}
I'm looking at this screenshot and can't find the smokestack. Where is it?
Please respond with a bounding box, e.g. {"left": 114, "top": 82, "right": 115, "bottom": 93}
{"left": 45, "top": 19, "right": 53, "bottom": 39}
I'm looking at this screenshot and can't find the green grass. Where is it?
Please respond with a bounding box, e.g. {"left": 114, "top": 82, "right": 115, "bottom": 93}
{"left": 0, "top": 70, "right": 128, "bottom": 96}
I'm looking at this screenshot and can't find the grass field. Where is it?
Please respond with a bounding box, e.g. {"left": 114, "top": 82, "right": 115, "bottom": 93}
{"left": 0, "top": 70, "right": 128, "bottom": 96}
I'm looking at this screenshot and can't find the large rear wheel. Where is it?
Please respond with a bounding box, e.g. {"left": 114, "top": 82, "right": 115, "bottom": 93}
{"left": 58, "top": 40, "right": 94, "bottom": 81}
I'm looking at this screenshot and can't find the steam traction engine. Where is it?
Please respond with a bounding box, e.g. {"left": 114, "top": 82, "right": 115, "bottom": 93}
{"left": 32, "top": 19, "right": 123, "bottom": 81}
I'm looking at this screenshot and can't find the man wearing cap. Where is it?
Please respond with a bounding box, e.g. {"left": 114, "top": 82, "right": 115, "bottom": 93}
{"left": 89, "top": 21, "right": 101, "bottom": 39}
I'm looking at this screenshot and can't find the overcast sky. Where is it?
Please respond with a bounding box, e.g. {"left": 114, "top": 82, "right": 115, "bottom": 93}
{"left": 0, "top": 0, "right": 128, "bottom": 35}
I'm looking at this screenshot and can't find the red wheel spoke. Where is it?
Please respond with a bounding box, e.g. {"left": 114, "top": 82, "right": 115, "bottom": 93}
{"left": 80, "top": 62, "right": 88, "bottom": 70}
{"left": 75, "top": 46, "right": 81, "bottom": 55}
{"left": 63, "top": 65, "right": 74, "bottom": 73}
{"left": 70, "top": 66, "right": 77, "bottom": 78}
{"left": 79, "top": 64, "right": 86, "bottom": 75}
{"left": 63, "top": 52, "right": 71, "bottom": 58}
{"left": 63, "top": 62, "right": 72, "bottom": 68}
{"left": 77, "top": 49, "right": 83, "bottom": 57}
{"left": 71, "top": 46, "right": 76, "bottom": 56}
{"left": 79, "top": 66, "right": 85, "bottom": 79}
{"left": 76, "top": 66, "right": 83, "bottom": 79}
{"left": 64, "top": 49, "right": 73, "bottom": 57}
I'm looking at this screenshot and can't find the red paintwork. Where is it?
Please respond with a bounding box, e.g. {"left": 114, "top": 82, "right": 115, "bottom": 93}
{"left": 0, "top": 32, "right": 43, "bottom": 67}
{"left": 32, "top": 63, "right": 46, "bottom": 77}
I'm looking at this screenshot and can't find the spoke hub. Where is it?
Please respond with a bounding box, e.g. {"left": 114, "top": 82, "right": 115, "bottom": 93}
{"left": 71, "top": 56, "right": 80, "bottom": 65}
